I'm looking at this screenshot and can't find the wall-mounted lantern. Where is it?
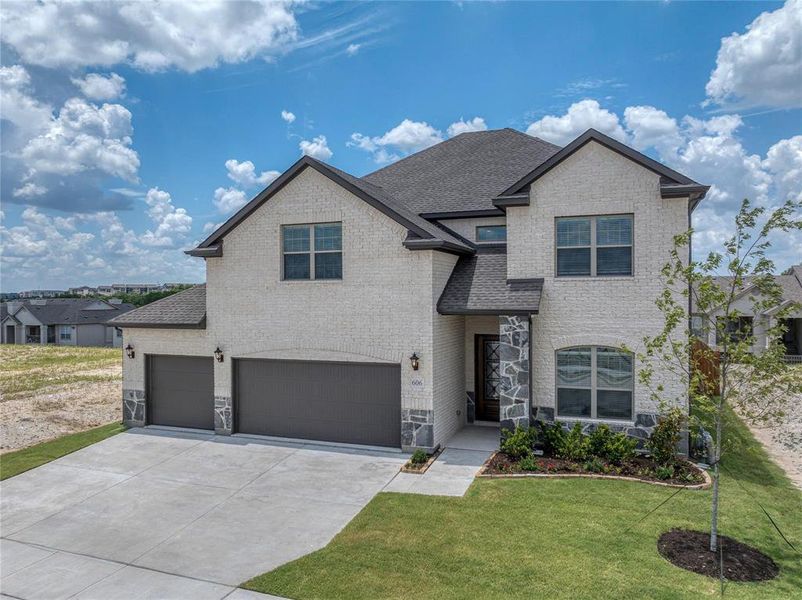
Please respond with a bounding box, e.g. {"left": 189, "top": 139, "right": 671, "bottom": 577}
{"left": 214, "top": 347, "right": 224, "bottom": 363}
{"left": 125, "top": 344, "right": 135, "bottom": 359}
{"left": 409, "top": 352, "right": 420, "bottom": 371}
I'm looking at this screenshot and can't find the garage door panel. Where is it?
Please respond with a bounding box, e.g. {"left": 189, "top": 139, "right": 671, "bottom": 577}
{"left": 149, "top": 355, "right": 214, "bottom": 430}
{"left": 236, "top": 359, "right": 400, "bottom": 447}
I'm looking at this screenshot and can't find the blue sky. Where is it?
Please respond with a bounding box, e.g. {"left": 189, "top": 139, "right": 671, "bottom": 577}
{"left": 1, "top": 1, "right": 800, "bottom": 291}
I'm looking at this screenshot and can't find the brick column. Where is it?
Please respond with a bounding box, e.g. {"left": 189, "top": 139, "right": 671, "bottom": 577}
{"left": 499, "top": 315, "right": 531, "bottom": 433}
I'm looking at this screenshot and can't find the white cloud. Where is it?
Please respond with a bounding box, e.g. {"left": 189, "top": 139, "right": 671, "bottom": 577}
{"left": 213, "top": 186, "right": 248, "bottom": 214}
{"left": 447, "top": 117, "right": 488, "bottom": 137}
{"left": 0, "top": 0, "right": 300, "bottom": 73}
{"left": 0, "top": 65, "right": 53, "bottom": 144}
{"left": 71, "top": 72, "right": 126, "bottom": 100}
{"left": 203, "top": 221, "right": 223, "bottom": 234}
{"left": 346, "top": 43, "right": 361, "bottom": 56}
{"left": 20, "top": 97, "right": 140, "bottom": 181}
{"left": 623, "top": 106, "right": 683, "bottom": 161}
{"left": 140, "top": 187, "right": 193, "bottom": 247}
{"left": 225, "top": 159, "right": 279, "bottom": 188}
{"left": 12, "top": 182, "right": 47, "bottom": 198}
{"left": 763, "top": 135, "right": 802, "bottom": 202}
{"left": 349, "top": 119, "right": 443, "bottom": 163}
{"left": 299, "top": 135, "right": 333, "bottom": 160}
{"left": 706, "top": 0, "right": 802, "bottom": 108}
{"left": 281, "top": 109, "right": 296, "bottom": 123}
{"left": 525, "top": 99, "right": 627, "bottom": 145}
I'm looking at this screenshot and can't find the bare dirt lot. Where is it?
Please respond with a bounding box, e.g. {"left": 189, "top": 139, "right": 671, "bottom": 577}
{"left": 746, "top": 389, "right": 802, "bottom": 490}
{"left": 0, "top": 346, "right": 121, "bottom": 453}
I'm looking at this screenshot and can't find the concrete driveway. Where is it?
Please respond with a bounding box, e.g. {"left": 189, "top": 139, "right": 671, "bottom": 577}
{"left": 1, "top": 428, "right": 406, "bottom": 599}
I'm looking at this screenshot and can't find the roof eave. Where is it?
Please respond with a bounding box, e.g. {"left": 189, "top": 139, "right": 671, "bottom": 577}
{"left": 661, "top": 184, "right": 711, "bottom": 199}
{"left": 491, "top": 194, "right": 530, "bottom": 210}
{"left": 185, "top": 244, "right": 223, "bottom": 258}
{"left": 402, "top": 237, "right": 474, "bottom": 256}
{"left": 111, "top": 317, "right": 207, "bottom": 330}
{"left": 436, "top": 306, "right": 538, "bottom": 316}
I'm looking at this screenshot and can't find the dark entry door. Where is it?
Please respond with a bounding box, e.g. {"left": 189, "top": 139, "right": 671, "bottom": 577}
{"left": 148, "top": 355, "right": 214, "bottom": 430}
{"left": 476, "top": 335, "right": 500, "bottom": 421}
{"left": 5, "top": 325, "right": 15, "bottom": 344}
{"left": 235, "top": 359, "right": 401, "bottom": 447}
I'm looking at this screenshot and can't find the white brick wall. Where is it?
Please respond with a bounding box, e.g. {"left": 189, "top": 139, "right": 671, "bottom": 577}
{"left": 432, "top": 252, "right": 464, "bottom": 445}
{"left": 437, "top": 216, "right": 506, "bottom": 243}
{"left": 123, "top": 168, "right": 450, "bottom": 431}
{"left": 507, "top": 141, "right": 691, "bottom": 420}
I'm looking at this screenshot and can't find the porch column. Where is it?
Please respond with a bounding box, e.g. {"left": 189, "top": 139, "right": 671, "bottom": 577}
{"left": 498, "top": 315, "right": 531, "bottom": 433}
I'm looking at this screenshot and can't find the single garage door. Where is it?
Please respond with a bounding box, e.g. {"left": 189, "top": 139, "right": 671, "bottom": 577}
{"left": 148, "top": 355, "right": 214, "bottom": 430}
{"left": 235, "top": 359, "right": 401, "bottom": 448}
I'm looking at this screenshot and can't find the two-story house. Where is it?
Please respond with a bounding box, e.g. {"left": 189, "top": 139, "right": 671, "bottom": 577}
{"left": 111, "top": 129, "right": 708, "bottom": 452}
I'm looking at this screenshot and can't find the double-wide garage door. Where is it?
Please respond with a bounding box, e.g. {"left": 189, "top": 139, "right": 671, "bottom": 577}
{"left": 235, "top": 359, "right": 401, "bottom": 448}
{"left": 148, "top": 355, "right": 214, "bottom": 430}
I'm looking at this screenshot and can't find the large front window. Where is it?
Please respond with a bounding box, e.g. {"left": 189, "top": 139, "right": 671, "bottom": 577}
{"left": 556, "top": 215, "right": 633, "bottom": 277}
{"left": 556, "top": 346, "right": 634, "bottom": 420}
{"left": 59, "top": 326, "right": 72, "bottom": 341}
{"left": 282, "top": 222, "right": 342, "bottom": 280}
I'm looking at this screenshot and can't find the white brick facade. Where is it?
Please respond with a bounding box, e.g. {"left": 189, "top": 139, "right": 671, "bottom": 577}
{"left": 507, "top": 141, "right": 690, "bottom": 421}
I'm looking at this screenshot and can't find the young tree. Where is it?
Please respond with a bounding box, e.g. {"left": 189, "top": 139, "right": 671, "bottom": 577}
{"left": 639, "top": 198, "right": 802, "bottom": 553}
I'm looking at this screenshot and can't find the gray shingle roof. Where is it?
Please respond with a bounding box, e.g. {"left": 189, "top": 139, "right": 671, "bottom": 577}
{"left": 2, "top": 299, "right": 135, "bottom": 325}
{"left": 437, "top": 246, "right": 543, "bottom": 315}
{"left": 109, "top": 285, "right": 206, "bottom": 328}
{"left": 693, "top": 268, "right": 802, "bottom": 313}
{"left": 363, "top": 129, "right": 560, "bottom": 214}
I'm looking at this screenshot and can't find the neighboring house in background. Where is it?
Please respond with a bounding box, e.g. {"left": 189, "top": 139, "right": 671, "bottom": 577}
{"left": 694, "top": 265, "right": 802, "bottom": 363}
{"left": 1, "top": 298, "right": 135, "bottom": 347}
{"left": 69, "top": 286, "right": 98, "bottom": 296}
{"left": 113, "top": 128, "right": 709, "bottom": 452}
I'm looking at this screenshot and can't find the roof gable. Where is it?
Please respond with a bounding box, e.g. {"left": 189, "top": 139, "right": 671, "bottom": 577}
{"left": 498, "top": 129, "right": 700, "bottom": 198}
{"left": 195, "top": 156, "right": 472, "bottom": 255}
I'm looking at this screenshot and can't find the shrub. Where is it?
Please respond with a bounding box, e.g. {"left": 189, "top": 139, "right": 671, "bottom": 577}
{"left": 583, "top": 457, "right": 605, "bottom": 473}
{"left": 603, "top": 433, "right": 639, "bottom": 465}
{"left": 655, "top": 464, "right": 675, "bottom": 480}
{"left": 587, "top": 424, "right": 614, "bottom": 457}
{"left": 646, "top": 408, "right": 684, "bottom": 466}
{"left": 500, "top": 425, "right": 536, "bottom": 460}
{"left": 519, "top": 455, "right": 540, "bottom": 472}
{"left": 410, "top": 449, "right": 428, "bottom": 465}
{"left": 539, "top": 420, "right": 566, "bottom": 456}
{"left": 557, "top": 423, "right": 589, "bottom": 461}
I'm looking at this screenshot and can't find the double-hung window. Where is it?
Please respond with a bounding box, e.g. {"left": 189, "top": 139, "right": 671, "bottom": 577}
{"left": 556, "top": 215, "right": 633, "bottom": 277}
{"left": 556, "top": 346, "right": 634, "bottom": 421}
{"left": 59, "top": 326, "right": 72, "bottom": 341}
{"left": 282, "top": 222, "right": 342, "bottom": 280}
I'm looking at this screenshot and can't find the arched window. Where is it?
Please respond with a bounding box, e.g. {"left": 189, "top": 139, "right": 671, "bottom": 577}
{"left": 556, "top": 346, "right": 633, "bottom": 421}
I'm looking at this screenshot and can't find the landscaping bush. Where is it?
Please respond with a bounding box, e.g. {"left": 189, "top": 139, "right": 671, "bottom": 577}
{"left": 539, "top": 420, "right": 566, "bottom": 456}
{"left": 587, "top": 424, "right": 614, "bottom": 457}
{"left": 500, "top": 425, "right": 536, "bottom": 460}
{"left": 603, "top": 433, "right": 639, "bottom": 465}
{"left": 410, "top": 449, "right": 428, "bottom": 465}
{"left": 519, "top": 455, "right": 540, "bottom": 472}
{"left": 557, "top": 423, "right": 589, "bottom": 461}
{"left": 646, "top": 408, "right": 684, "bottom": 466}
{"left": 655, "top": 464, "right": 676, "bottom": 480}
{"left": 583, "top": 457, "right": 605, "bottom": 473}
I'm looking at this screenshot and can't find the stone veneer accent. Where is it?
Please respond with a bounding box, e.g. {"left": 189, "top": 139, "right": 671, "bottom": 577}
{"left": 498, "top": 315, "right": 531, "bottom": 433}
{"left": 465, "top": 391, "right": 476, "bottom": 423}
{"left": 214, "top": 395, "right": 233, "bottom": 434}
{"left": 401, "top": 408, "right": 434, "bottom": 450}
{"left": 123, "top": 389, "right": 146, "bottom": 426}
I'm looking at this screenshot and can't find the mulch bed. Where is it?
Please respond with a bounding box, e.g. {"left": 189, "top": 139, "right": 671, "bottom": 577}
{"left": 658, "top": 529, "right": 779, "bottom": 581}
{"left": 400, "top": 448, "right": 442, "bottom": 474}
{"left": 483, "top": 453, "right": 706, "bottom": 486}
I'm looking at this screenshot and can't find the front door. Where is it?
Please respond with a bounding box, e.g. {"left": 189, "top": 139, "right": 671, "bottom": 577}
{"left": 475, "top": 334, "right": 500, "bottom": 421}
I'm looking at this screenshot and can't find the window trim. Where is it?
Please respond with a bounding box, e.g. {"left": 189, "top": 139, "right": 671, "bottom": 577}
{"left": 555, "top": 214, "right": 634, "bottom": 278}
{"left": 281, "top": 222, "right": 343, "bottom": 281}
{"left": 555, "top": 346, "right": 634, "bottom": 422}
{"left": 475, "top": 224, "right": 507, "bottom": 243}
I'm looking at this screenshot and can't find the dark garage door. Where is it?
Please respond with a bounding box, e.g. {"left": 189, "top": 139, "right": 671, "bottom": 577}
{"left": 235, "top": 359, "right": 401, "bottom": 448}
{"left": 148, "top": 355, "right": 214, "bottom": 430}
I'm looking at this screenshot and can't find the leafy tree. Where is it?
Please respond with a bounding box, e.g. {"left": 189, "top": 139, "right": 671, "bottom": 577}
{"left": 639, "top": 198, "right": 802, "bottom": 553}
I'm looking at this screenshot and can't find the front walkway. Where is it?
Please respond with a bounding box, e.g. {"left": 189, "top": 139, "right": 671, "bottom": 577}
{"left": 1, "top": 428, "right": 406, "bottom": 598}
{"left": 383, "top": 425, "right": 497, "bottom": 496}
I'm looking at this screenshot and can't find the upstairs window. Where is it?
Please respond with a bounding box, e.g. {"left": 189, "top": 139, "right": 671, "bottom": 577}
{"left": 476, "top": 225, "right": 507, "bottom": 243}
{"left": 556, "top": 215, "right": 633, "bottom": 277}
{"left": 556, "top": 346, "right": 633, "bottom": 421}
{"left": 282, "top": 222, "right": 342, "bottom": 280}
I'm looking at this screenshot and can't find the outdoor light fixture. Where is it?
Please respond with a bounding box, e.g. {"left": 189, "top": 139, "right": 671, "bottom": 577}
{"left": 214, "top": 347, "right": 224, "bottom": 362}
{"left": 125, "top": 344, "right": 135, "bottom": 359}
{"left": 409, "top": 352, "right": 420, "bottom": 371}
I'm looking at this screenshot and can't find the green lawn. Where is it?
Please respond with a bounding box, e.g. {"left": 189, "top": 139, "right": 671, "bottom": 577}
{"left": 0, "top": 345, "right": 121, "bottom": 398}
{"left": 0, "top": 422, "right": 126, "bottom": 480}
{"left": 245, "top": 412, "right": 802, "bottom": 599}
